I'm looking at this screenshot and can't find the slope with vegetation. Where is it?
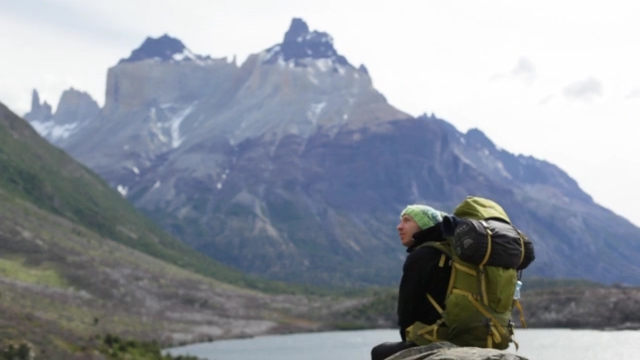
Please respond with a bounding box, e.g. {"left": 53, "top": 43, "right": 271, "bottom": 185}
{"left": 0, "top": 102, "right": 377, "bottom": 358}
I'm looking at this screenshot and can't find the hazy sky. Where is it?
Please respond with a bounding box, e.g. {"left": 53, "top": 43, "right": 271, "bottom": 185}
{"left": 1, "top": 0, "right": 639, "bottom": 226}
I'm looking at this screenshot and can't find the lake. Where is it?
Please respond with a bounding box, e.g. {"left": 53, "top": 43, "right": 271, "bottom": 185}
{"left": 165, "top": 328, "right": 640, "bottom": 359}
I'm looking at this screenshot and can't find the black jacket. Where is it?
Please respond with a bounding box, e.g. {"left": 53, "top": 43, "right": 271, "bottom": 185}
{"left": 397, "top": 224, "right": 451, "bottom": 342}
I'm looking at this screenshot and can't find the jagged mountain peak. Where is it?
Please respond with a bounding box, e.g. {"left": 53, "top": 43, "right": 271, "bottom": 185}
{"left": 31, "top": 89, "right": 41, "bottom": 110}
{"left": 55, "top": 87, "right": 99, "bottom": 113}
{"left": 465, "top": 128, "right": 497, "bottom": 149}
{"left": 119, "top": 34, "right": 210, "bottom": 64}
{"left": 283, "top": 18, "right": 310, "bottom": 42}
{"left": 24, "top": 88, "right": 52, "bottom": 122}
{"left": 262, "top": 18, "right": 349, "bottom": 67}
{"left": 58, "top": 87, "right": 93, "bottom": 99}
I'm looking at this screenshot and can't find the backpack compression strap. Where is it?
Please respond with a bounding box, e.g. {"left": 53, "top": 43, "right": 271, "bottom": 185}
{"left": 414, "top": 294, "right": 447, "bottom": 342}
{"left": 406, "top": 289, "right": 447, "bottom": 343}
{"left": 478, "top": 220, "right": 493, "bottom": 306}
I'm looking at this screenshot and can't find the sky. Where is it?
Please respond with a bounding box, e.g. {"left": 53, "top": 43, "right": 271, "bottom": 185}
{"left": 1, "top": 0, "right": 639, "bottom": 226}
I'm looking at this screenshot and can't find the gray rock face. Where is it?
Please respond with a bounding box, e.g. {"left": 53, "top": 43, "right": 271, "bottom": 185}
{"left": 386, "top": 342, "right": 528, "bottom": 360}
{"left": 24, "top": 18, "right": 640, "bottom": 286}
{"left": 50, "top": 24, "right": 407, "bottom": 205}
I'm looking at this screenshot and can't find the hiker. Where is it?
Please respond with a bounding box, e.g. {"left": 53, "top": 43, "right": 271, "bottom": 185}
{"left": 370, "top": 204, "right": 451, "bottom": 360}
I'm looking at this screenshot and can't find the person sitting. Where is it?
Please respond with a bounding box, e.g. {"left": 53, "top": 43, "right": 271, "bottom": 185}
{"left": 371, "top": 204, "right": 451, "bottom": 360}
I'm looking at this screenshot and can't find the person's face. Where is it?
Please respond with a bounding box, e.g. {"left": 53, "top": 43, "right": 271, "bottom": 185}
{"left": 397, "top": 215, "right": 421, "bottom": 247}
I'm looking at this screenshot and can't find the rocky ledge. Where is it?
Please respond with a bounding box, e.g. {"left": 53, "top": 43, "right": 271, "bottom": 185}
{"left": 521, "top": 284, "right": 640, "bottom": 330}
{"left": 386, "top": 342, "right": 527, "bottom": 360}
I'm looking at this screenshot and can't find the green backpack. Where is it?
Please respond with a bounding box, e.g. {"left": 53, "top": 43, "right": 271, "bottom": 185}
{"left": 410, "top": 196, "right": 535, "bottom": 350}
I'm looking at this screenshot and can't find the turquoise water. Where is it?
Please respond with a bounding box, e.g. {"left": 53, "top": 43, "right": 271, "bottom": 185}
{"left": 165, "top": 328, "right": 640, "bottom": 359}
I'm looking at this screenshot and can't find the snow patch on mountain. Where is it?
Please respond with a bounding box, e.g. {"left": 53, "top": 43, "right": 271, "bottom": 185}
{"left": 307, "top": 102, "right": 326, "bottom": 126}
{"left": 261, "top": 46, "right": 281, "bottom": 62}
{"left": 169, "top": 103, "right": 196, "bottom": 148}
{"left": 117, "top": 185, "right": 128, "bottom": 197}
{"left": 307, "top": 72, "right": 319, "bottom": 85}
{"left": 171, "top": 48, "right": 215, "bottom": 66}
{"left": 316, "top": 58, "right": 332, "bottom": 72}
{"left": 30, "top": 120, "right": 79, "bottom": 141}
{"left": 149, "top": 102, "right": 196, "bottom": 148}
{"left": 216, "top": 169, "right": 231, "bottom": 190}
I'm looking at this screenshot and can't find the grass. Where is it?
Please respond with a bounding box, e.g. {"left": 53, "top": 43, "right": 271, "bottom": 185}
{"left": 0, "top": 257, "right": 67, "bottom": 288}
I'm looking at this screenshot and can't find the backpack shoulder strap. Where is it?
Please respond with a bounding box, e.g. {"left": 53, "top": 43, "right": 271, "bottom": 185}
{"left": 420, "top": 241, "right": 452, "bottom": 258}
{"left": 420, "top": 242, "right": 452, "bottom": 269}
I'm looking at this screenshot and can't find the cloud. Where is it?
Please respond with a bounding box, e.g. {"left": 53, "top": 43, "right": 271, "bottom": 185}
{"left": 625, "top": 88, "right": 640, "bottom": 100}
{"left": 563, "top": 77, "right": 603, "bottom": 102}
{"left": 0, "top": 1, "right": 135, "bottom": 46}
{"left": 490, "top": 57, "right": 536, "bottom": 85}
{"left": 538, "top": 94, "right": 554, "bottom": 105}
{"left": 511, "top": 58, "right": 536, "bottom": 79}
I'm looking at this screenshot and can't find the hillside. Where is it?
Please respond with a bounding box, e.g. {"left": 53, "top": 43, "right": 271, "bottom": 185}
{"left": 2, "top": 101, "right": 296, "bottom": 292}
{"left": 0, "top": 102, "right": 376, "bottom": 358}
{"left": 0, "top": 188, "right": 369, "bottom": 358}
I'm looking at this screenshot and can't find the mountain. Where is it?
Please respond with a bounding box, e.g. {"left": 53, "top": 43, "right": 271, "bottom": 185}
{"left": 25, "top": 88, "right": 99, "bottom": 144}
{"left": 1, "top": 102, "right": 379, "bottom": 358}
{"left": 24, "top": 18, "right": 640, "bottom": 287}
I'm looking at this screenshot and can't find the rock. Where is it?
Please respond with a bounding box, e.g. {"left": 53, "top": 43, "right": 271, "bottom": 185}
{"left": 385, "top": 342, "right": 528, "bottom": 360}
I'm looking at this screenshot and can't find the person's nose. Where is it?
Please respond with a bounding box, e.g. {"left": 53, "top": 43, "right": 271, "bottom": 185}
{"left": 397, "top": 222, "right": 402, "bottom": 231}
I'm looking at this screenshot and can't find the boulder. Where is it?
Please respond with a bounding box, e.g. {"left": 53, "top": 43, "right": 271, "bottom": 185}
{"left": 385, "top": 342, "right": 528, "bottom": 360}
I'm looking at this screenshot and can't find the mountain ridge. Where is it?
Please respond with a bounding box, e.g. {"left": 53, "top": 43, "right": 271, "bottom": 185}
{"left": 21, "top": 18, "right": 640, "bottom": 287}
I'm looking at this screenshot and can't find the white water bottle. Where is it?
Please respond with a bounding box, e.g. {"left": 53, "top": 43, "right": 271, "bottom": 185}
{"left": 513, "top": 280, "right": 522, "bottom": 300}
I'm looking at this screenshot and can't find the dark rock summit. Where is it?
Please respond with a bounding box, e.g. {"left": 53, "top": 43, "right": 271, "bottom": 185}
{"left": 118, "top": 34, "right": 209, "bottom": 64}
{"left": 263, "top": 17, "right": 349, "bottom": 66}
